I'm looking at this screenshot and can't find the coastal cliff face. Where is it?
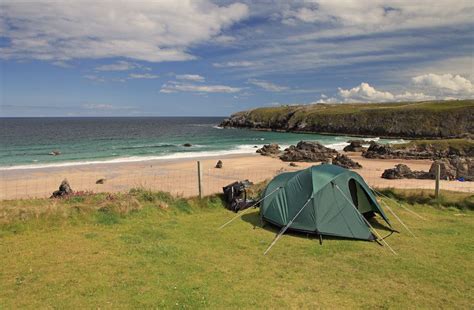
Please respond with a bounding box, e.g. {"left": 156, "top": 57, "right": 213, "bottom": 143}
{"left": 220, "top": 100, "right": 474, "bottom": 139}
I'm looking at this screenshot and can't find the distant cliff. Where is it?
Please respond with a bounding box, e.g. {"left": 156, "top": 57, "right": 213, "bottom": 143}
{"left": 220, "top": 100, "right": 474, "bottom": 139}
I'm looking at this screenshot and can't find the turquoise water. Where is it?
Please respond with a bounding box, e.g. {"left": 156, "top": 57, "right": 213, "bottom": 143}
{"left": 0, "top": 117, "right": 403, "bottom": 170}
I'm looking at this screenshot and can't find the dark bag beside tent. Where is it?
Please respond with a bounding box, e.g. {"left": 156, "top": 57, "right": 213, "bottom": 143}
{"left": 260, "top": 164, "right": 391, "bottom": 241}
{"left": 223, "top": 180, "right": 254, "bottom": 212}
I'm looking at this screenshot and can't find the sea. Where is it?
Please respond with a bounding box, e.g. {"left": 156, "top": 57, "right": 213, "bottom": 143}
{"left": 0, "top": 117, "right": 405, "bottom": 170}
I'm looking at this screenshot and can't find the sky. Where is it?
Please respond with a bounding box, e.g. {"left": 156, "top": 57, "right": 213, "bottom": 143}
{"left": 0, "top": 0, "right": 473, "bottom": 117}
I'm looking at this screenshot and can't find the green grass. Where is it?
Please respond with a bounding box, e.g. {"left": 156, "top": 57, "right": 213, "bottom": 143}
{"left": 1, "top": 189, "right": 473, "bottom": 308}
{"left": 377, "top": 188, "right": 474, "bottom": 210}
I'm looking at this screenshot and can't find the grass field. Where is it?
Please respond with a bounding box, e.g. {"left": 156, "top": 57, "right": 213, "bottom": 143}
{"left": 1, "top": 189, "right": 473, "bottom": 308}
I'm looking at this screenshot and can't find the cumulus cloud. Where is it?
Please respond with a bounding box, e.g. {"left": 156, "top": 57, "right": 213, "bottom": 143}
{"left": 316, "top": 82, "right": 435, "bottom": 103}
{"left": 213, "top": 61, "right": 257, "bottom": 68}
{"left": 0, "top": 0, "right": 249, "bottom": 63}
{"left": 248, "top": 79, "right": 289, "bottom": 92}
{"left": 160, "top": 81, "right": 240, "bottom": 93}
{"left": 412, "top": 73, "right": 473, "bottom": 97}
{"left": 176, "top": 74, "right": 205, "bottom": 82}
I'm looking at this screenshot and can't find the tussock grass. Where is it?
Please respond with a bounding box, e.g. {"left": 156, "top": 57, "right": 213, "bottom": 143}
{"left": 0, "top": 187, "right": 473, "bottom": 308}
{"left": 377, "top": 188, "right": 474, "bottom": 210}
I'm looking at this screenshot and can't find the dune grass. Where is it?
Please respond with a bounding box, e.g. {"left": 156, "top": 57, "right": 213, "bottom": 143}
{"left": 1, "top": 189, "right": 473, "bottom": 308}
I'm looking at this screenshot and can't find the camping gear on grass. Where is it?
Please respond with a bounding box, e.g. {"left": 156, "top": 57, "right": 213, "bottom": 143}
{"left": 260, "top": 164, "right": 392, "bottom": 241}
{"left": 222, "top": 180, "right": 255, "bottom": 212}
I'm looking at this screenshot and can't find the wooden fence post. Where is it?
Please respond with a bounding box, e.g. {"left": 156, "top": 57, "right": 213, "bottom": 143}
{"left": 197, "top": 161, "right": 203, "bottom": 199}
{"left": 435, "top": 163, "right": 440, "bottom": 199}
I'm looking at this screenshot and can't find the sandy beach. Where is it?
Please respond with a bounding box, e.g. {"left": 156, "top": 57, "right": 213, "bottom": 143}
{"left": 1, "top": 152, "right": 472, "bottom": 200}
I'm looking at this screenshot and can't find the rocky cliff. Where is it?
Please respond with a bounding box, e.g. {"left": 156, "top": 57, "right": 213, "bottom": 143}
{"left": 220, "top": 100, "right": 474, "bottom": 139}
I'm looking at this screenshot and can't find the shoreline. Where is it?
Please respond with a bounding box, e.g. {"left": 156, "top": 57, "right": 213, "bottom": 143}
{"left": 1, "top": 152, "right": 472, "bottom": 200}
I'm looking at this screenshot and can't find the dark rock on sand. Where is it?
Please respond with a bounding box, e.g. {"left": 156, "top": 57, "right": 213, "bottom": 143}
{"left": 51, "top": 179, "right": 73, "bottom": 198}
{"left": 280, "top": 141, "right": 337, "bottom": 162}
{"left": 381, "top": 164, "right": 430, "bottom": 179}
{"left": 343, "top": 140, "right": 367, "bottom": 152}
{"left": 289, "top": 162, "right": 298, "bottom": 167}
{"left": 333, "top": 154, "right": 362, "bottom": 169}
{"left": 256, "top": 144, "right": 281, "bottom": 157}
{"left": 215, "top": 160, "right": 223, "bottom": 168}
{"left": 96, "top": 178, "right": 106, "bottom": 184}
{"left": 429, "top": 157, "right": 474, "bottom": 181}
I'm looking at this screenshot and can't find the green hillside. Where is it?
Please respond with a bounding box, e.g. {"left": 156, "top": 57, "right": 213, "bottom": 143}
{"left": 221, "top": 100, "right": 474, "bottom": 138}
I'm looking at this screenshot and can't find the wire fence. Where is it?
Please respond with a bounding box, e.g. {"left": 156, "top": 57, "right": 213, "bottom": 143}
{"left": 1, "top": 161, "right": 473, "bottom": 200}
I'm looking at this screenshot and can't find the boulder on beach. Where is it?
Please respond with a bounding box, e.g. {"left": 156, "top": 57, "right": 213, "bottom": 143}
{"left": 363, "top": 142, "right": 393, "bottom": 159}
{"left": 215, "top": 160, "right": 223, "bottom": 169}
{"left": 333, "top": 154, "right": 362, "bottom": 169}
{"left": 51, "top": 179, "right": 73, "bottom": 198}
{"left": 96, "top": 178, "right": 106, "bottom": 184}
{"left": 426, "top": 157, "right": 473, "bottom": 181}
{"left": 256, "top": 144, "right": 281, "bottom": 157}
{"left": 343, "top": 140, "right": 367, "bottom": 152}
{"left": 280, "top": 141, "right": 338, "bottom": 162}
{"left": 381, "top": 164, "right": 430, "bottom": 179}
{"left": 183, "top": 143, "right": 192, "bottom": 147}
{"left": 289, "top": 162, "right": 298, "bottom": 167}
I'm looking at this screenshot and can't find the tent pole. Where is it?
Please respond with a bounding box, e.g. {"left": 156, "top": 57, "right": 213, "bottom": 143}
{"left": 319, "top": 234, "right": 323, "bottom": 246}
{"left": 263, "top": 196, "right": 313, "bottom": 255}
{"left": 379, "top": 199, "right": 417, "bottom": 238}
{"left": 333, "top": 183, "right": 398, "bottom": 255}
{"left": 218, "top": 186, "right": 283, "bottom": 230}
{"left": 372, "top": 188, "right": 427, "bottom": 221}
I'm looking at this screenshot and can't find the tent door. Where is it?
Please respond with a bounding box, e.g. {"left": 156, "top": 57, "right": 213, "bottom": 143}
{"left": 348, "top": 179, "right": 375, "bottom": 216}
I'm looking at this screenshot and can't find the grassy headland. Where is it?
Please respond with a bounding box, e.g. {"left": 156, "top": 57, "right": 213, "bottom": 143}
{"left": 1, "top": 188, "right": 473, "bottom": 308}
{"left": 220, "top": 99, "right": 474, "bottom": 139}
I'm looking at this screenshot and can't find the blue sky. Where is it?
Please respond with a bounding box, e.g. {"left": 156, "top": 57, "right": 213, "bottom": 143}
{"left": 1, "top": 0, "right": 473, "bottom": 117}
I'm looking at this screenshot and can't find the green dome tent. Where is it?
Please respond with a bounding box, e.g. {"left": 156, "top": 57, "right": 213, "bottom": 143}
{"left": 260, "top": 164, "right": 391, "bottom": 241}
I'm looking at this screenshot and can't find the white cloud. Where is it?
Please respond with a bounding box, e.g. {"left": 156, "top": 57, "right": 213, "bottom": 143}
{"left": 316, "top": 82, "right": 436, "bottom": 103}
{"left": 95, "top": 61, "right": 144, "bottom": 72}
{"left": 160, "top": 81, "right": 240, "bottom": 93}
{"left": 412, "top": 73, "right": 473, "bottom": 97}
{"left": 128, "top": 73, "right": 159, "bottom": 79}
{"left": 283, "top": 1, "right": 474, "bottom": 37}
{"left": 248, "top": 79, "right": 289, "bottom": 92}
{"left": 176, "top": 74, "right": 205, "bottom": 82}
{"left": 83, "top": 74, "right": 106, "bottom": 83}
{"left": 213, "top": 61, "right": 257, "bottom": 68}
{"left": 82, "top": 103, "right": 134, "bottom": 111}
{"left": 339, "top": 82, "right": 395, "bottom": 102}
{"left": 0, "top": 1, "right": 249, "bottom": 63}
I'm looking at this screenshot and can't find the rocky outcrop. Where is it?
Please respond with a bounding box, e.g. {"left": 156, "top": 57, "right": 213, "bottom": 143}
{"left": 430, "top": 157, "right": 474, "bottom": 181}
{"left": 256, "top": 144, "right": 281, "bottom": 157}
{"left": 343, "top": 140, "right": 367, "bottom": 152}
{"left": 381, "top": 164, "right": 430, "bottom": 179}
{"left": 220, "top": 100, "right": 474, "bottom": 139}
{"left": 51, "top": 179, "right": 73, "bottom": 198}
{"left": 362, "top": 141, "right": 473, "bottom": 160}
{"left": 382, "top": 157, "right": 473, "bottom": 181}
{"left": 333, "top": 154, "right": 362, "bottom": 169}
{"left": 280, "top": 141, "right": 337, "bottom": 162}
